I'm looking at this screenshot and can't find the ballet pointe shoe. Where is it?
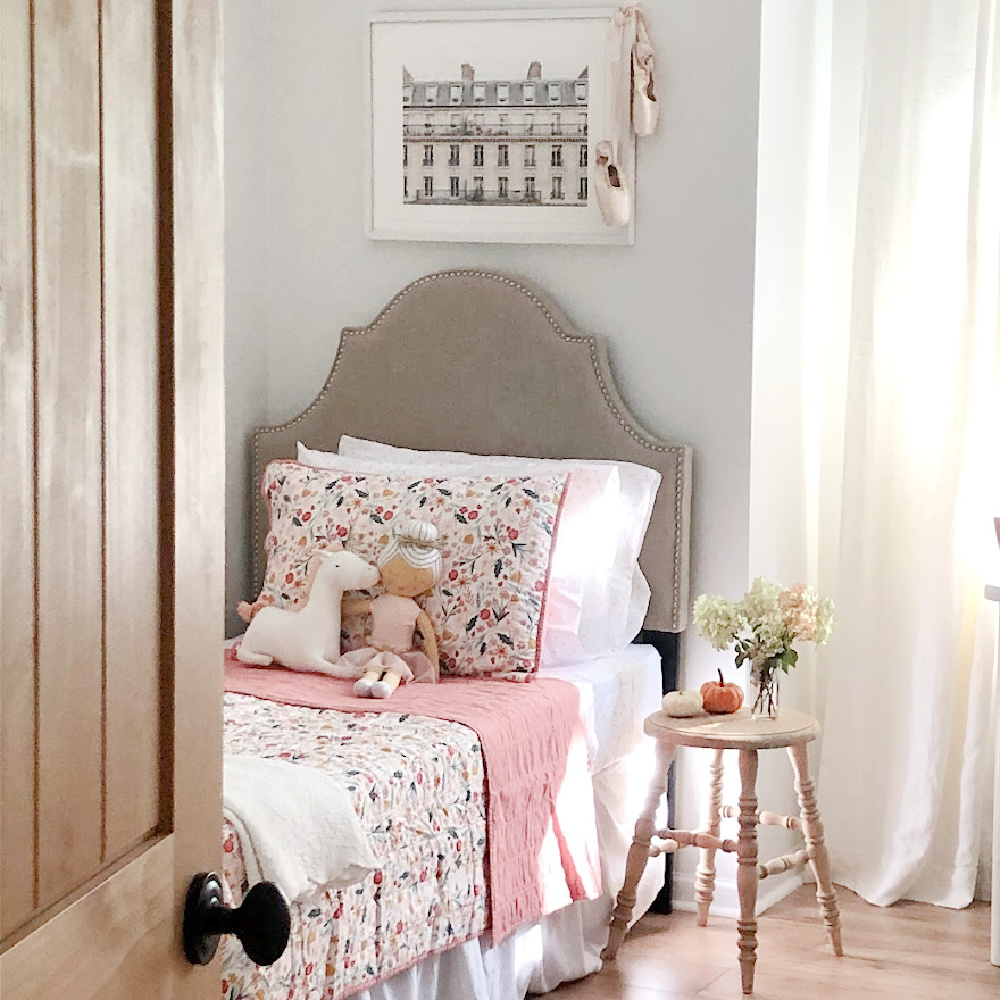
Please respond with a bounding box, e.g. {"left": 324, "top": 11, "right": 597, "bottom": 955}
{"left": 594, "top": 140, "right": 630, "bottom": 226}
{"left": 354, "top": 670, "right": 379, "bottom": 697}
{"left": 371, "top": 671, "right": 403, "bottom": 699}
{"left": 632, "top": 40, "right": 658, "bottom": 136}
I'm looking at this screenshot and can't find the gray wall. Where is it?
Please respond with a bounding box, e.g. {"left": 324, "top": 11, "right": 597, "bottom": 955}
{"left": 224, "top": 0, "right": 762, "bottom": 888}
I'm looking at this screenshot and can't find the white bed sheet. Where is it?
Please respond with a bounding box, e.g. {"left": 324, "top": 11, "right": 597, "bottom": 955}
{"left": 351, "top": 643, "right": 666, "bottom": 1000}
{"left": 539, "top": 643, "right": 663, "bottom": 774}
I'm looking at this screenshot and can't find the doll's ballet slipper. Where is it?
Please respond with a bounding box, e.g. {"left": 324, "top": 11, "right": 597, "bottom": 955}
{"left": 354, "top": 669, "right": 379, "bottom": 697}
{"left": 371, "top": 672, "right": 404, "bottom": 699}
{"left": 593, "top": 140, "right": 630, "bottom": 227}
{"left": 632, "top": 40, "right": 658, "bottom": 136}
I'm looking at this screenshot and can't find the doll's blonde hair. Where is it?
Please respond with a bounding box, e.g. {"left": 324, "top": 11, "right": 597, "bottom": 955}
{"left": 377, "top": 518, "right": 443, "bottom": 579}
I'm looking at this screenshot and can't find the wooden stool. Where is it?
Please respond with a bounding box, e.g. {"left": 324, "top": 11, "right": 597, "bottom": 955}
{"left": 602, "top": 708, "right": 843, "bottom": 994}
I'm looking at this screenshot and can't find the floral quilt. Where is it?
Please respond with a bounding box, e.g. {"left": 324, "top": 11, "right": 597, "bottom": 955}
{"left": 219, "top": 692, "right": 487, "bottom": 1000}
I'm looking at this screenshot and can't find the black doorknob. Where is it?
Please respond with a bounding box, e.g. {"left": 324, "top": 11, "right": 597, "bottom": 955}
{"left": 183, "top": 872, "right": 291, "bottom": 967}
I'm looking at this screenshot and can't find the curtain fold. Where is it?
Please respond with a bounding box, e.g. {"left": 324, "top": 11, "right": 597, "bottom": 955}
{"left": 753, "top": 0, "right": 1000, "bottom": 908}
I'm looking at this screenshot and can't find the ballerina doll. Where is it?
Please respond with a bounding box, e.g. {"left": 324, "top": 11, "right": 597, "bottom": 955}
{"left": 338, "top": 518, "right": 441, "bottom": 699}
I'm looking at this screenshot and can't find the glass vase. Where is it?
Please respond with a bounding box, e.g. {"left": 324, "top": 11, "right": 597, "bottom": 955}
{"left": 749, "top": 662, "right": 779, "bottom": 720}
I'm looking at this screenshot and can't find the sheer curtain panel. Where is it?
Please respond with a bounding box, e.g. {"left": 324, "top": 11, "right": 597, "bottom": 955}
{"left": 752, "top": 0, "right": 1000, "bottom": 908}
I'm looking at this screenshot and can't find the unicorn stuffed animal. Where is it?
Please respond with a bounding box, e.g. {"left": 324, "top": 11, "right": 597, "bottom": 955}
{"left": 236, "top": 550, "right": 379, "bottom": 674}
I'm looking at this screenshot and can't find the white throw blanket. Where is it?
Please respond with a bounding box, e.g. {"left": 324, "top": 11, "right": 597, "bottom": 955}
{"left": 223, "top": 754, "right": 377, "bottom": 903}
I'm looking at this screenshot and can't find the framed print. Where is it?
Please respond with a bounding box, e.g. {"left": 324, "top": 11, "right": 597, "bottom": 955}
{"left": 365, "top": 8, "right": 635, "bottom": 244}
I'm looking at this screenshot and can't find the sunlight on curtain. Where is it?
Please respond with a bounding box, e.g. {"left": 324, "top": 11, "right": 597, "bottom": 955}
{"left": 752, "top": 0, "right": 1000, "bottom": 908}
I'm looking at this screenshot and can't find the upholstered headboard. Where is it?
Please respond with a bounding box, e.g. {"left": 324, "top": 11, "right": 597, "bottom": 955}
{"left": 251, "top": 270, "right": 692, "bottom": 632}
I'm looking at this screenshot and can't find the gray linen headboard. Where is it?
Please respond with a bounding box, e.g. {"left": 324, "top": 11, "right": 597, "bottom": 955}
{"left": 251, "top": 269, "right": 692, "bottom": 632}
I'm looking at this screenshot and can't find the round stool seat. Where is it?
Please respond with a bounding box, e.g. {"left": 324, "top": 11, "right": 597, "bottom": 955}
{"left": 644, "top": 708, "right": 819, "bottom": 750}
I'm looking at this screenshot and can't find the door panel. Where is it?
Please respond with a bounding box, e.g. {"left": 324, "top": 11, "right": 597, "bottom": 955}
{"left": 103, "top": 0, "right": 163, "bottom": 863}
{"left": 0, "top": 0, "right": 223, "bottom": 994}
{"left": 34, "top": 0, "right": 105, "bottom": 910}
{"left": 1, "top": 839, "right": 177, "bottom": 1000}
{"left": 0, "top": 0, "right": 37, "bottom": 943}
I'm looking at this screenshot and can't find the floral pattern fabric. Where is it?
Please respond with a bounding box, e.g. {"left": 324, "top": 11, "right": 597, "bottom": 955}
{"left": 255, "top": 460, "right": 569, "bottom": 679}
{"left": 220, "top": 692, "right": 487, "bottom": 1000}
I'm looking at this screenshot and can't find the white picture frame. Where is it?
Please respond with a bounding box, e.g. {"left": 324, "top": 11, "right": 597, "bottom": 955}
{"left": 365, "top": 8, "right": 635, "bottom": 245}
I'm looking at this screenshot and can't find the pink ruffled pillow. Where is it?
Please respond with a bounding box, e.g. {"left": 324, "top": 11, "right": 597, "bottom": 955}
{"left": 256, "top": 460, "right": 570, "bottom": 681}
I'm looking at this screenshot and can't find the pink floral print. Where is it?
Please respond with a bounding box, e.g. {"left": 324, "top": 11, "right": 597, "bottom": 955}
{"left": 255, "top": 461, "right": 569, "bottom": 680}
{"left": 220, "top": 692, "right": 487, "bottom": 1000}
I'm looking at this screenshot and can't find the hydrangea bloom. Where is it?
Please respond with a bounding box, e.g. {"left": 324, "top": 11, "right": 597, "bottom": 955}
{"left": 692, "top": 594, "right": 743, "bottom": 650}
{"left": 692, "top": 577, "right": 835, "bottom": 673}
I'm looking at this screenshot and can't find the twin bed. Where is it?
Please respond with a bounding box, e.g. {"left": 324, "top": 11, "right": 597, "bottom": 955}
{"left": 220, "top": 271, "right": 692, "bottom": 1000}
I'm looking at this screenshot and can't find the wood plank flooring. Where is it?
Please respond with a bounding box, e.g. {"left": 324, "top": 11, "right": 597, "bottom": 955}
{"left": 540, "top": 885, "right": 1000, "bottom": 999}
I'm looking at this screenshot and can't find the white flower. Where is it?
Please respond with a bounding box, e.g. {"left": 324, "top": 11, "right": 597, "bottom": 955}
{"left": 692, "top": 594, "right": 743, "bottom": 650}
{"left": 692, "top": 577, "right": 835, "bottom": 670}
{"left": 754, "top": 607, "right": 788, "bottom": 658}
{"left": 814, "top": 596, "right": 835, "bottom": 644}
{"left": 741, "top": 577, "right": 783, "bottom": 621}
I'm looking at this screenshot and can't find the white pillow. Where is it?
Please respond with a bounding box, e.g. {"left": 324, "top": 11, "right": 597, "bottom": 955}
{"left": 330, "top": 437, "right": 661, "bottom": 654}
{"left": 296, "top": 443, "right": 620, "bottom": 666}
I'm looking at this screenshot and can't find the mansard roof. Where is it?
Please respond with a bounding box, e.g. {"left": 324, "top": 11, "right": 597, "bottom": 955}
{"left": 404, "top": 67, "right": 588, "bottom": 108}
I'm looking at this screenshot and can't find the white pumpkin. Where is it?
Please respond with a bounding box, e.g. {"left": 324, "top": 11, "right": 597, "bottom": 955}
{"left": 661, "top": 690, "right": 704, "bottom": 717}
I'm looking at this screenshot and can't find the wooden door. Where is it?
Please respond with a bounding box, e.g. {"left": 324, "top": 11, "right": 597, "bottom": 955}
{"left": 0, "top": 1, "right": 223, "bottom": 997}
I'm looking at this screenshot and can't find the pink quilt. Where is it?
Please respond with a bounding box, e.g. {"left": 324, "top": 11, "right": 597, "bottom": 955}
{"left": 224, "top": 655, "right": 602, "bottom": 942}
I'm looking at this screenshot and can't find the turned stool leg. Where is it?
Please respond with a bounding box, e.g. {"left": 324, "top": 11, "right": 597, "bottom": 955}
{"left": 602, "top": 738, "right": 675, "bottom": 960}
{"left": 737, "top": 749, "right": 759, "bottom": 994}
{"left": 788, "top": 743, "right": 843, "bottom": 957}
{"left": 694, "top": 748, "right": 725, "bottom": 926}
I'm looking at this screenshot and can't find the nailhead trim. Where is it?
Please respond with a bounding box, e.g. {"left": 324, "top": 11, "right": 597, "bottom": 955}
{"left": 252, "top": 269, "right": 690, "bottom": 628}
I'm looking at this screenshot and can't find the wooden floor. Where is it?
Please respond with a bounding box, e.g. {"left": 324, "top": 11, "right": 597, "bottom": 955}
{"left": 541, "top": 885, "right": 1000, "bottom": 999}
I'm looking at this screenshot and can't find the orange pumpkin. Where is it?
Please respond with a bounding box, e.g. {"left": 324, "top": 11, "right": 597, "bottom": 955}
{"left": 700, "top": 669, "right": 744, "bottom": 714}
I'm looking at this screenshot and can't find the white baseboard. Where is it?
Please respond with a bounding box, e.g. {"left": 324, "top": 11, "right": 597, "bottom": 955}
{"left": 671, "top": 869, "right": 803, "bottom": 918}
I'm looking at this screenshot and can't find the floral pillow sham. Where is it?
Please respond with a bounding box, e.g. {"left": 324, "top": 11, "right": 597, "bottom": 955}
{"left": 295, "top": 444, "right": 622, "bottom": 668}
{"left": 255, "top": 460, "right": 569, "bottom": 680}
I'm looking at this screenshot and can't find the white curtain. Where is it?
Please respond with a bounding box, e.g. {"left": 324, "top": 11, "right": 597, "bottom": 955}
{"left": 753, "top": 0, "right": 1000, "bottom": 907}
